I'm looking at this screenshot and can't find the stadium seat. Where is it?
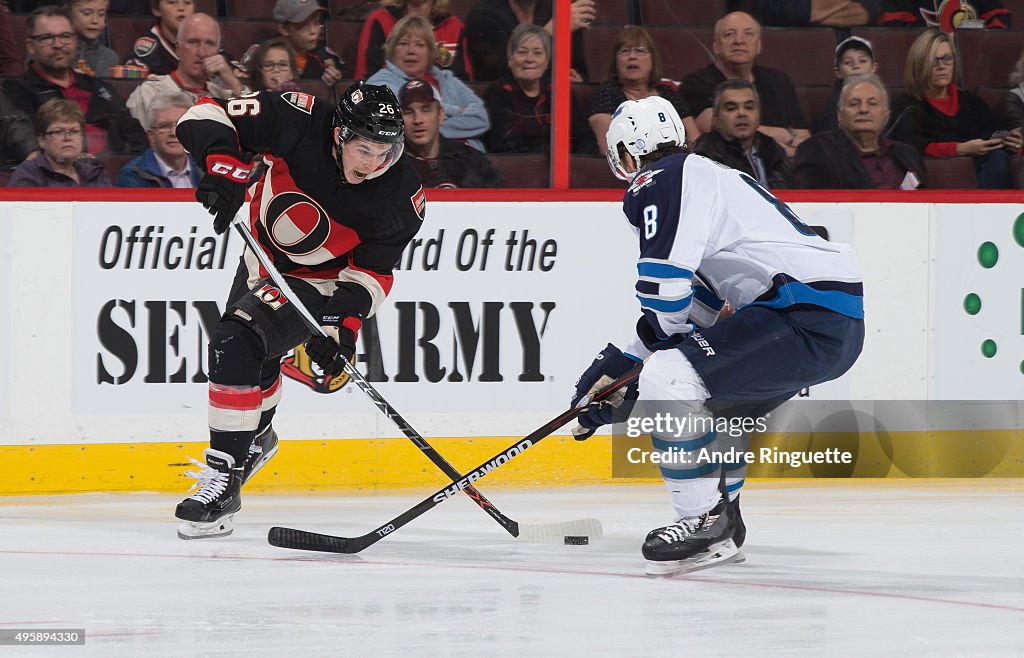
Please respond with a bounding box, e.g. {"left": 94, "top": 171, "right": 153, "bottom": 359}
{"left": 758, "top": 28, "right": 838, "bottom": 86}
{"left": 224, "top": 0, "right": 275, "bottom": 19}
{"left": 573, "top": 83, "right": 598, "bottom": 115}
{"left": 958, "top": 29, "right": 1023, "bottom": 88}
{"left": 640, "top": 0, "right": 726, "bottom": 27}
{"left": 487, "top": 153, "right": 550, "bottom": 187}
{"left": 570, "top": 154, "right": 619, "bottom": 188}
{"left": 1015, "top": 155, "right": 1023, "bottom": 188}
{"left": 448, "top": 0, "right": 477, "bottom": 21}
{"left": 973, "top": 86, "right": 1007, "bottom": 112}
{"left": 924, "top": 156, "right": 977, "bottom": 189}
{"left": 595, "top": 0, "right": 630, "bottom": 27}
{"left": 795, "top": 84, "right": 835, "bottom": 128}
{"left": 327, "top": 20, "right": 365, "bottom": 76}
{"left": 330, "top": 0, "right": 377, "bottom": 21}
{"left": 0, "top": 171, "right": 12, "bottom": 187}
{"left": 849, "top": 28, "right": 926, "bottom": 88}
{"left": 98, "top": 152, "right": 137, "bottom": 181}
{"left": 218, "top": 20, "right": 277, "bottom": 62}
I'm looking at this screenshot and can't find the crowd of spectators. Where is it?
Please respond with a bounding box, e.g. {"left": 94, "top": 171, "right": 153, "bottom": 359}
{"left": 0, "top": 0, "right": 1021, "bottom": 189}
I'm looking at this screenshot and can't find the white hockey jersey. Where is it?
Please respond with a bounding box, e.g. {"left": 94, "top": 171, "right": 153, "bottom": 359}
{"left": 621, "top": 152, "right": 863, "bottom": 351}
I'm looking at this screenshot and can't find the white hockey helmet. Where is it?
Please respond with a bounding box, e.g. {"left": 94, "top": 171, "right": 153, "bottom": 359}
{"left": 605, "top": 96, "right": 687, "bottom": 181}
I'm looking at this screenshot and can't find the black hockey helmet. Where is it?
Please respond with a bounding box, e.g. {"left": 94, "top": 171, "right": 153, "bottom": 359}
{"left": 333, "top": 82, "right": 405, "bottom": 181}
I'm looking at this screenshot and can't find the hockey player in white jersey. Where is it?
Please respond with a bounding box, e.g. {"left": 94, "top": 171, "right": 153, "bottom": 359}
{"left": 570, "top": 96, "right": 864, "bottom": 576}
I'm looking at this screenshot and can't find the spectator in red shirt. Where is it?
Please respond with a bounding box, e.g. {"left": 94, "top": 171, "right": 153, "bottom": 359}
{"left": 354, "top": 0, "right": 468, "bottom": 81}
{"left": 3, "top": 6, "right": 146, "bottom": 155}
{"left": 890, "top": 29, "right": 1021, "bottom": 188}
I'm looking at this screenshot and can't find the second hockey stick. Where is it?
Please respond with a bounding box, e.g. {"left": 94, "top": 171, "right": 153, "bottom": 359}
{"left": 266, "top": 365, "right": 642, "bottom": 554}
{"left": 230, "top": 209, "right": 593, "bottom": 541}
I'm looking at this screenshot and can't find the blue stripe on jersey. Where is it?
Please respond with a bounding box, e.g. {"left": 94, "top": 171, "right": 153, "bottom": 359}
{"left": 725, "top": 479, "right": 745, "bottom": 492}
{"left": 746, "top": 275, "right": 864, "bottom": 319}
{"left": 637, "top": 261, "right": 694, "bottom": 280}
{"left": 692, "top": 284, "right": 725, "bottom": 311}
{"left": 637, "top": 293, "right": 692, "bottom": 313}
{"left": 651, "top": 431, "right": 718, "bottom": 453}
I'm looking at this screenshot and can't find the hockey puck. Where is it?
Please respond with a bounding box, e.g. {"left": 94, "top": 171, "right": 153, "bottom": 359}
{"left": 563, "top": 535, "right": 589, "bottom": 545}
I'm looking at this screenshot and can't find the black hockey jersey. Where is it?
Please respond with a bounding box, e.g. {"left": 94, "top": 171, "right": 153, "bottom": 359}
{"left": 176, "top": 90, "right": 425, "bottom": 316}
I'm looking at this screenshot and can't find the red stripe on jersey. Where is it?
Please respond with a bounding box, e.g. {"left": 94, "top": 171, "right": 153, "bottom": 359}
{"left": 209, "top": 383, "right": 262, "bottom": 410}
{"left": 262, "top": 375, "right": 282, "bottom": 399}
{"left": 348, "top": 259, "right": 395, "bottom": 296}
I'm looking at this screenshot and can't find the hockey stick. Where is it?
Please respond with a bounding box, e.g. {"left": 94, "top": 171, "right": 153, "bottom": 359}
{"left": 230, "top": 209, "right": 594, "bottom": 541}
{"left": 267, "top": 365, "right": 643, "bottom": 554}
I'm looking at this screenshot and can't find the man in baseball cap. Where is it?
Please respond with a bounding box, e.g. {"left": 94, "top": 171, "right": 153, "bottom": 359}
{"left": 399, "top": 78, "right": 502, "bottom": 188}
{"left": 273, "top": 0, "right": 343, "bottom": 87}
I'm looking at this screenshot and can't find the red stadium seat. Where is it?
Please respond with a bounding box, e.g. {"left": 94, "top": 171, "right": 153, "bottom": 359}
{"left": 217, "top": 20, "right": 277, "bottom": 62}
{"left": 327, "top": 20, "right": 365, "bottom": 77}
{"left": 104, "top": 77, "right": 144, "bottom": 102}
{"left": 0, "top": 171, "right": 12, "bottom": 187}
{"left": 640, "top": 0, "right": 726, "bottom": 27}
{"left": 98, "top": 152, "right": 137, "bottom": 180}
{"left": 924, "top": 157, "right": 978, "bottom": 189}
{"left": 795, "top": 84, "right": 836, "bottom": 127}
{"left": 570, "top": 155, "right": 619, "bottom": 188}
{"left": 758, "top": 28, "right": 838, "bottom": 86}
{"left": 487, "top": 153, "right": 550, "bottom": 187}
{"left": 224, "top": 0, "right": 275, "bottom": 19}
{"left": 329, "top": 0, "right": 378, "bottom": 21}
{"left": 958, "top": 29, "right": 1023, "bottom": 89}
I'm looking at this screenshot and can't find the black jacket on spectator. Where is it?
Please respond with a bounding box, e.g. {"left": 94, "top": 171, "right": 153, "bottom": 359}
{"left": 124, "top": 25, "right": 178, "bottom": 76}
{"left": 406, "top": 139, "right": 504, "bottom": 188}
{"left": 587, "top": 82, "right": 692, "bottom": 120}
{"left": 889, "top": 88, "right": 1004, "bottom": 154}
{"left": 680, "top": 63, "right": 808, "bottom": 129}
{"left": 792, "top": 128, "right": 927, "bottom": 189}
{"left": 458, "top": 0, "right": 587, "bottom": 82}
{"left": 751, "top": 0, "right": 881, "bottom": 25}
{"left": 482, "top": 72, "right": 596, "bottom": 155}
{"left": 692, "top": 129, "right": 791, "bottom": 189}
{"left": 0, "top": 92, "right": 38, "bottom": 167}
{"left": 2, "top": 65, "right": 147, "bottom": 154}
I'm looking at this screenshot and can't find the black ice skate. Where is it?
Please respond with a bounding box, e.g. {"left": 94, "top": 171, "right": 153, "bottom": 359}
{"left": 642, "top": 498, "right": 743, "bottom": 576}
{"left": 242, "top": 425, "right": 279, "bottom": 484}
{"left": 175, "top": 449, "right": 243, "bottom": 540}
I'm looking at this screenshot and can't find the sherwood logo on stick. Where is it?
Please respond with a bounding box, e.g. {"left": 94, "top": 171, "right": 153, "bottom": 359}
{"left": 432, "top": 439, "right": 533, "bottom": 503}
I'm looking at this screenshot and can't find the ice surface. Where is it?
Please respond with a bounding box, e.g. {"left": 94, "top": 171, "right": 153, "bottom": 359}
{"left": 1, "top": 482, "right": 1022, "bottom": 657}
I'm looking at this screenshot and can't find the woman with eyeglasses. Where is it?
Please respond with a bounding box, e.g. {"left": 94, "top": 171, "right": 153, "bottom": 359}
{"left": 244, "top": 37, "right": 301, "bottom": 93}
{"left": 890, "top": 29, "right": 1021, "bottom": 189}
{"left": 8, "top": 98, "right": 111, "bottom": 187}
{"left": 587, "top": 26, "right": 698, "bottom": 155}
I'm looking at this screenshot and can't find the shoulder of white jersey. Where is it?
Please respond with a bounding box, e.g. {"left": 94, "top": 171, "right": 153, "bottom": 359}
{"left": 178, "top": 96, "right": 235, "bottom": 132}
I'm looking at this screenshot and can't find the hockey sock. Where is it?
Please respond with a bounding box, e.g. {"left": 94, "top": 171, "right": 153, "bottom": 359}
{"left": 207, "top": 320, "right": 266, "bottom": 464}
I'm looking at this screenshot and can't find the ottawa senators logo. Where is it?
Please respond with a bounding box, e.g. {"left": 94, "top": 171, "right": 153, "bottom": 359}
{"left": 281, "top": 343, "right": 353, "bottom": 393}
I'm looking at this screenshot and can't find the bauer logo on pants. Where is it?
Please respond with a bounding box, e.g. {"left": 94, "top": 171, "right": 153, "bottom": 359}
{"left": 255, "top": 284, "right": 288, "bottom": 309}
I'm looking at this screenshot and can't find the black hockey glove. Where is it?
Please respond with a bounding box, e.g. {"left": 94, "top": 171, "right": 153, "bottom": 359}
{"left": 196, "top": 148, "right": 257, "bottom": 234}
{"left": 569, "top": 344, "right": 641, "bottom": 441}
{"left": 636, "top": 317, "right": 689, "bottom": 352}
{"left": 305, "top": 312, "right": 362, "bottom": 377}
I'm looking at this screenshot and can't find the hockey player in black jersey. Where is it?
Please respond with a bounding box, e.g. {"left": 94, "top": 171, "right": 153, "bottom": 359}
{"left": 173, "top": 82, "right": 425, "bottom": 539}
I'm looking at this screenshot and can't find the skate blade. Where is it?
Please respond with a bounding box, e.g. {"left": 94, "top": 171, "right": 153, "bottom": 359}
{"left": 644, "top": 540, "right": 743, "bottom": 577}
{"left": 177, "top": 516, "right": 235, "bottom": 540}
{"left": 243, "top": 444, "right": 279, "bottom": 485}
